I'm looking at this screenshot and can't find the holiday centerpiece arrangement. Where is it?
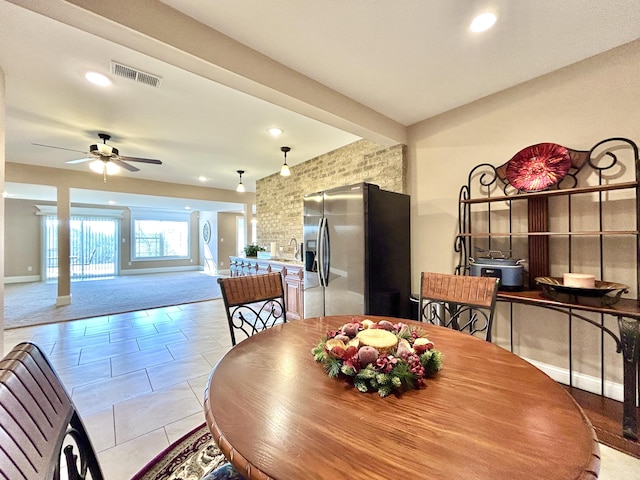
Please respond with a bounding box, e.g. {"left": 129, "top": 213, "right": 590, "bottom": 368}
{"left": 312, "top": 319, "right": 443, "bottom": 397}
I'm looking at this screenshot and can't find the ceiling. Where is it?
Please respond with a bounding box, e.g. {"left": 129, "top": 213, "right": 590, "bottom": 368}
{"left": 1, "top": 0, "right": 639, "bottom": 208}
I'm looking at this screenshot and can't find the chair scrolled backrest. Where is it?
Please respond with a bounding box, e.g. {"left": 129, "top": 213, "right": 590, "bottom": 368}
{"left": 419, "top": 272, "right": 499, "bottom": 342}
{"left": 217, "top": 272, "right": 287, "bottom": 346}
{"left": 0, "top": 342, "right": 104, "bottom": 480}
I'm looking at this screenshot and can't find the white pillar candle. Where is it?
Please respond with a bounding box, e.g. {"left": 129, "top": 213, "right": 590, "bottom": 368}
{"left": 270, "top": 242, "right": 278, "bottom": 258}
{"left": 563, "top": 273, "right": 596, "bottom": 288}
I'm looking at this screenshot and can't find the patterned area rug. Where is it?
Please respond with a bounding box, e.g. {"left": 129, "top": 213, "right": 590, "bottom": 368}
{"left": 132, "top": 423, "right": 226, "bottom": 480}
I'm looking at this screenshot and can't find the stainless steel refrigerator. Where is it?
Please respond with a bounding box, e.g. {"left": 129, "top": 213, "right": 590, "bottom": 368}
{"left": 303, "top": 183, "right": 410, "bottom": 318}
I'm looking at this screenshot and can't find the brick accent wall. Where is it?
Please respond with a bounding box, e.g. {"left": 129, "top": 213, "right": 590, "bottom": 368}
{"left": 255, "top": 139, "right": 406, "bottom": 255}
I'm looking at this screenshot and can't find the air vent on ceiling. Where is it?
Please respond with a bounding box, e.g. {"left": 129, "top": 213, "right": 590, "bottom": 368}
{"left": 110, "top": 61, "right": 163, "bottom": 88}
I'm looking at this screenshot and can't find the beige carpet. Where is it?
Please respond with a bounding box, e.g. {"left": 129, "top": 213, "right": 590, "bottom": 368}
{"left": 4, "top": 271, "right": 223, "bottom": 329}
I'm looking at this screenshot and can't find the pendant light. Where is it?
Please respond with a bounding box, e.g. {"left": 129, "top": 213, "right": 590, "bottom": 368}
{"left": 280, "top": 146, "right": 291, "bottom": 177}
{"left": 236, "top": 170, "right": 246, "bottom": 192}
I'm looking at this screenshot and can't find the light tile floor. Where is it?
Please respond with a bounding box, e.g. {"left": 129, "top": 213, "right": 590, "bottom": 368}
{"left": 3, "top": 299, "right": 640, "bottom": 480}
{"left": 3, "top": 299, "right": 231, "bottom": 480}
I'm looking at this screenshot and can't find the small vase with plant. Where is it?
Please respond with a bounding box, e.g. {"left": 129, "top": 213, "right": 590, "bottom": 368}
{"left": 244, "top": 243, "right": 265, "bottom": 257}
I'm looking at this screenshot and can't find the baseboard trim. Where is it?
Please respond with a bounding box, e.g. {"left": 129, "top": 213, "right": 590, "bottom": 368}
{"left": 524, "top": 357, "right": 624, "bottom": 403}
{"left": 4, "top": 268, "right": 206, "bottom": 283}
{"left": 120, "top": 266, "right": 201, "bottom": 276}
{"left": 4, "top": 275, "right": 41, "bottom": 284}
{"left": 56, "top": 294, "right": 72, "bottom": 306}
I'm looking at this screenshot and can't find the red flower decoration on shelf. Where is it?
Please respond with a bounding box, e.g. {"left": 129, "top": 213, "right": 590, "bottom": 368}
{"left": 506, "top": 143, "right": 572, "bottom": 192}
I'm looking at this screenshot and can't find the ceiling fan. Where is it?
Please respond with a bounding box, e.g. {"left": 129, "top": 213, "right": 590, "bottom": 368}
{"left": 33, "top": 133, "right": 162, "bottom": 182}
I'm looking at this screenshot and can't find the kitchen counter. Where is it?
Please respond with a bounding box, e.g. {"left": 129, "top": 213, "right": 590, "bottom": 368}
{"left": 258, "top": 257, "right": 305, "bottom": 267}
{"left": 229, "top": 256, "right": 305, "bottom": 320}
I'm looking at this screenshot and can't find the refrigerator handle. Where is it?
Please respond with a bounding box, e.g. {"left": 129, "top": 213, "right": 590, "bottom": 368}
{"left": 322, "top": 217, "right": 330, "bottom": 286}
{"left": 316, "top": 218, "right": 326, "bottom": 287}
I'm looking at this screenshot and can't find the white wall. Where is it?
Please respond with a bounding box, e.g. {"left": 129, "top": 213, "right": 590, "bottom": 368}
{"left": 0, "top": 65, "right": 5, "bottom": 354}
{"left": 407, "top": 39, "right": 640, "bottom": 393}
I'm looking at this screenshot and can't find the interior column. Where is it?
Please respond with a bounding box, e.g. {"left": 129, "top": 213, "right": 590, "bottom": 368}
{"left": 56, "top": 186, "right": 72, "bottom": 306}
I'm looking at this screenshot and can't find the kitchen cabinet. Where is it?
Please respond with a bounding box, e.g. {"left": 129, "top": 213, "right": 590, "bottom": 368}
{"left": 282, "top": 267, "right": 304, "bottom": 321}
{"left": 455, "top": 137, "right": 640, "bottom": 439}
{"left": 229, "top": 256, "right": 305, "bottom": 321}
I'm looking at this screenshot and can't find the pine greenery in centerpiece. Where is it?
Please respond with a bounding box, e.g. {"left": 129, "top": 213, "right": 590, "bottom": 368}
{"left": 312, "top": 319, "right": 443, "bottom": 397}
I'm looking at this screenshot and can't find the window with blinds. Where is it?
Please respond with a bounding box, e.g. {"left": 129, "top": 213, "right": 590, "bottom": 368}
{"left": 130, "top": 208, "right": 190, "bottom": 260}
{"left": 44, "top": 215, "right": 118, "bottom": 281}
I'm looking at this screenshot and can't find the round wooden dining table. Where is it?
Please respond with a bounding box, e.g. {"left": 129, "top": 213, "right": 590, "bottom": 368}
{"left": 204, "top": 315, "right": 600, "bottom": 480}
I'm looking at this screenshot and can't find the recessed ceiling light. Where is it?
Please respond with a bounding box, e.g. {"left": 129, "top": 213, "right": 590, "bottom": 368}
{"left": 267, "top": 127, "right": 284, "bottom": 137}
{"left": 184, "top": 206, "right": 191, "bottom": 210}
{"left": 198, "top": 176, "right": 208, "bottom": 182}
{"left": 108, "top": 200, "right": 116, "bottom": 205}
{"left": 85, "top": 71, "right": 112, "bottom": 87}
{"left": 470, "top": 12, "right": 497, "bottom": 33}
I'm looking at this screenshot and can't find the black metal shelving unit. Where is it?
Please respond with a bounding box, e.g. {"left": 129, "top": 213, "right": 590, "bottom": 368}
{"left": 454, "top": 137, "right": 640, "bottom": 440}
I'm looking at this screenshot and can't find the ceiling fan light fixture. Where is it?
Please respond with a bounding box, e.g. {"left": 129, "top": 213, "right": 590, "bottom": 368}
{"left": 236, "top": 170, "right": 246, "bottom": 192}
{"left": 280, "top": 146, "right": 291, "bottom": 177}
{"left": 91, "top": 143, "right": 114, "bottom": 156}
{"left": 89, "top": 159, "right": 119, "bottom": 175}
{"left": 105, "top": 162, "right": 120, "bottom": 175}
{"left": 37, "top": 133, "right": 161, "bottom": 183}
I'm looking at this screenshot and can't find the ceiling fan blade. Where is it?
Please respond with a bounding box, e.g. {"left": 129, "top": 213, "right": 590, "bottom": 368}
{"left": 65, "top": 157, "right": 94, "bottom": 164}
{"left": 32, "top": 143, "right": 89, "bottom": 154}
{"left": 112, "top": 158, "right": 140, "bottom": 172}
{"left": 119, "top": 155, "right": 163, "bottom": 165}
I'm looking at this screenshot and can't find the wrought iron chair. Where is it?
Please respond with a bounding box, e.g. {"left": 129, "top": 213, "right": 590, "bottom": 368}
{"left": 419, "top": 272, "right": 500, "bottom": 342}
{"left": 217, "top": 272, "right": 287, "bottom": 346}
{"left": 0, "top": 342, "right": 244, "bottom": 480}
{"left": 0, "top": 342, "right": 104, "bottom": 480}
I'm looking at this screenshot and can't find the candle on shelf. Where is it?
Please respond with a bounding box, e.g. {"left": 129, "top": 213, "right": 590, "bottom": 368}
{"left": 563, "top": 273, "right": 596, "bottom": 288}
